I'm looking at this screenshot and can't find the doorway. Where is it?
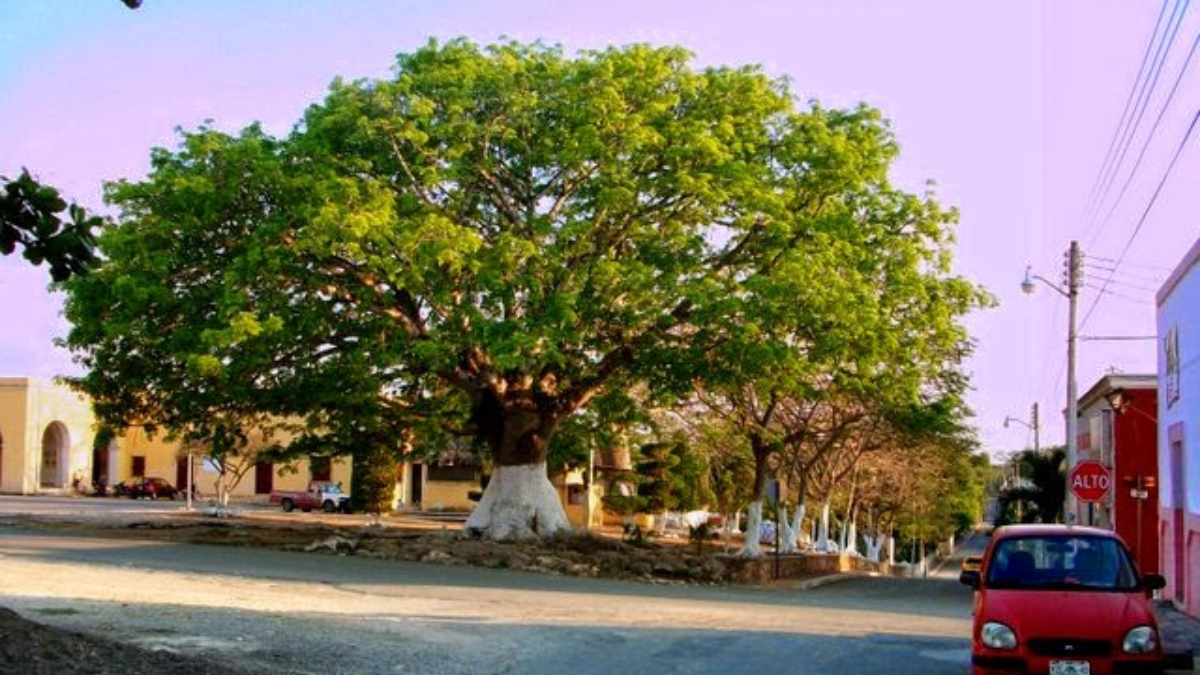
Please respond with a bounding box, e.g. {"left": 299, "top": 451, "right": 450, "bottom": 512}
{"left": 40, "top": 422, "right": 69, "bottom": 488}
{"left": 1170, "top": 426, "right": 1186, "bottom": 604}
{"left": 411, "top": 463, "right": 424, "bottom": 506}
{"left": 255, "top": 461, "right": 274, "bottom": 494}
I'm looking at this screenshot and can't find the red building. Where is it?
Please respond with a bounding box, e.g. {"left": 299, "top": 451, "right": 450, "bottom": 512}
{"left": 1077, "top": 374, "right": 1159, "bottom": 574}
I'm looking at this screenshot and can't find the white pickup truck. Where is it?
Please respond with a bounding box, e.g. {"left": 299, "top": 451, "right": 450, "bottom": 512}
{"left": 268, "top": 481, "right": 351, "bottom": 513}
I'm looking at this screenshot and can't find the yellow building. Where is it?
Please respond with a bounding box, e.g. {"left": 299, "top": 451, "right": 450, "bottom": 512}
{"left": 0, "top": 377, "right": 594, "bottom": 521}
{"left": 0, "top": 376, "right": 355, "bottom": 499}
{"left": 111, "top": 425, "right": 353, "bottom": 502}
{"left": 0, "top": 377, "right": 97, "bottom": 495}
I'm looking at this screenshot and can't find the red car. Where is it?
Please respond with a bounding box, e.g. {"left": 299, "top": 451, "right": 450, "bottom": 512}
{"left": 960, "top": 524, "right": 1166, "bottom": 675}
{"left": 125, "top": 477, "right": 179, "bottom": 500}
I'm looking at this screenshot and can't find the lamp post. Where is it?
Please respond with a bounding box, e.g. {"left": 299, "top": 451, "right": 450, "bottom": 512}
{"left": 1022, "top": 240, "right": 1081, "bottom": 524}
{"left": 1004, "top": 405, "right": 1040, "bottom": 524}
{"left": 1004, "top": 402, "right": 1041, "bottom": 454}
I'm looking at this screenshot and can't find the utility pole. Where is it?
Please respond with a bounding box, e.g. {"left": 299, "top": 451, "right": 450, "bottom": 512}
{"left": 1021, "top": 241, "right": 1082, "bottom": 524}
{"left": 1065, "top": 241, "right": 1081, "bottom": 524}
{"left": 1031, "top": 402, "right": 1040, "bottom": 454}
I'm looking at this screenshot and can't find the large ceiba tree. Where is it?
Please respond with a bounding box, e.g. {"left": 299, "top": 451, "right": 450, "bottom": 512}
{"left": 65, "top": 39, "right": 982, "bottom": 538}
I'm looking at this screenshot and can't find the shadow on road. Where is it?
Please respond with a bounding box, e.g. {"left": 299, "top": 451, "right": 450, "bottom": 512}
{"left": 2, "top": 596, "right": 971, "bottom": 675}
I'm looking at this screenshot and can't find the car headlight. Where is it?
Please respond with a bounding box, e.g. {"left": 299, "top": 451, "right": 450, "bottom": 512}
{"left": 1122, "top": 626, "right": 1158, "bottom": 654}
{"left": 981, "top": 622, "right": 1017, "bottom": 650}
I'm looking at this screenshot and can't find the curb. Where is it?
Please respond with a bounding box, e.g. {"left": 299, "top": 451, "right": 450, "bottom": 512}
{"left": 776, "top": 572, "right": 868, "bottom": 591}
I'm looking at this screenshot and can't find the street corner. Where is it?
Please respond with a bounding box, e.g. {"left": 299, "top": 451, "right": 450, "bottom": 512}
{"left": 1155, "top": 600, "right": 1199, "bottom": 673}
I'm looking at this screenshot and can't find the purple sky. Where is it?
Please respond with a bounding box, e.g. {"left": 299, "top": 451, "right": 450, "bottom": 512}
{"left": 2, "top": 0, "right": 1196, "bottom": 457}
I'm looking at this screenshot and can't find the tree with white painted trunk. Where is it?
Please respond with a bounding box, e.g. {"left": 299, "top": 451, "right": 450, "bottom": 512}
{"left": 63, "top": 39, "right": 988, "bottom": 539}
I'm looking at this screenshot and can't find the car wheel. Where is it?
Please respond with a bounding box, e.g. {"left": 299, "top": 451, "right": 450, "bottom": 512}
{"left": 322, "top": 500, "right": 337, "bottom": 513}
{"left": 281, "top": 498, "right": 294, "bottom": 513}
{"left": 150, "top": 492, "right": 158, "bottom": 501}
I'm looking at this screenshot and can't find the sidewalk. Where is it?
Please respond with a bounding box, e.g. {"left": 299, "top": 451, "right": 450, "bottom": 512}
{"left": 1156, "top": 600, "right": 1199, "bottom": 672}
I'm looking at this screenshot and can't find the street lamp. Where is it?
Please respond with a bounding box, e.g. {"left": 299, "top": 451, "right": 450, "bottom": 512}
{"left": 1003, "top": 403, "right": 1041, "bottom": 454}
{"left": 1021, "top": 240, "right": 1081, "bottom": 524}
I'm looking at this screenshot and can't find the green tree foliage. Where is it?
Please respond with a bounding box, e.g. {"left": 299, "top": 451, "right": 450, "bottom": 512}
{"left": 636, "top": 439, "right": 713, "bottom": 514}
{"left": 599, "top": 437, "right": 712, "bottom": 517}
{"left": 1, "top": 169, "right": 101, "bottom": 281}
{"left": 997, "top": 447, "right": 1067, "bottom": 525}
{"left": 351, "top": 434, "right": 402, "bottom": 515}
{"left": 700, "top": 423, "right": 756, "bottom": 520}
{"left": 62, "top": 39, "right": 988, "bottom": 536}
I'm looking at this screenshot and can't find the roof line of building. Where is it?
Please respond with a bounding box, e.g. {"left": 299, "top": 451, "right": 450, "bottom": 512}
{"left": 1077, "top": 373, "right": 1157, "bottom": 411}
{"left": 1158, "top": 237, "right": 1200, "bottom": 306}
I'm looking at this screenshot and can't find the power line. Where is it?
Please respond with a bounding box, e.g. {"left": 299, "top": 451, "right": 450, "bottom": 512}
{"left": 1082, "top": 282, "right": 1154, "bottom": 304}
{"left": 1087, "top": 15, "right": 1200, "bottom": 249}
{"left": 1081, "top": 260, "right": 1168, "bottom": 286}
{"left": 1085, "top": 0, "right": 1191, "bottom": 227}
{"left": 1082, "top": 268, "right": 1167, "bottom": 290}
{"left": 1078, "top": 107, "right": 1200, "bottom": 332}
{"left": 1081, "top": 0, "right": 1173, "bottom": 221}
{"left": 1083, "top": 274, "right": 1163, "bottom": 294}
{"left": 1080, "top": 255, "right": 1174, "bottom": 273}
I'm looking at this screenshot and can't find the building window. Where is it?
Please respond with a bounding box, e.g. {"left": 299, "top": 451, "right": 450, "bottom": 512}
{"left": 310, "top": 455, "right": 332, "bottom": 482}
{"left": 427, "top": 464, "right": 475, "bottom": 482}
{"left": 1165, "top": 326, "right": 1181, "bottom": 408}
{"left": 567, "top": 484, "right": 588, "bottom": 505}
{"left": 132, "top": 455, "right": 146, "bottom": 477}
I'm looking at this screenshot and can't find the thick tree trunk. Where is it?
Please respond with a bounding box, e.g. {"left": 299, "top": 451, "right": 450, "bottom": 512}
{"left": 815, "top": 502, "right": 835, "bottom": 553}
{"left": 739, "top": 436, "right": 774, "bottom": 557}
{"left": 845, "top": 517, "right": 859, "bottom": 557}
{"left": 465, "top": 391, "right": 570, "bottom": 539}
{"left": 465, "top": 462, "right": 570, "bottom": 539}
{"left": 740, "top": 500, "right": 764, "bottom": 557}
{"left": 866, "top": 533, "right": 886, "bottom": 563}
{"left": 781, "top": 502, "right": 806, "bottom": 554}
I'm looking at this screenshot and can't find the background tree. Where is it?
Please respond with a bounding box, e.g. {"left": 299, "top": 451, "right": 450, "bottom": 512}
{"left": 997, "top": 446, "right": 1067, "bottom": 524}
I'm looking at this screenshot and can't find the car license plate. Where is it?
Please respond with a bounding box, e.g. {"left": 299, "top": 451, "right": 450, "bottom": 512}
{"left": 1049, "top": 661, "right": 1090, "bottom": 675}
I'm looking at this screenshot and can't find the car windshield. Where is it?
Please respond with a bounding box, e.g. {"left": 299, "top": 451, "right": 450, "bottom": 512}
{"left": 986, "top": 535, "right": 1140, "bottom": 591}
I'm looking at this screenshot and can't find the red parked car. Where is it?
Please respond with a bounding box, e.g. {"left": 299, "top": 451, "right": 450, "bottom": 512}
{"left": 124, "top": 477, "right": 179, "bottom": 500}
{"left": 960, "top": 524, "right": 1166, "bottom": 675}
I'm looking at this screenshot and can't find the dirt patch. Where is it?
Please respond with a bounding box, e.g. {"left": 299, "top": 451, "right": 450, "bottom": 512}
{"left": 0, "top": 510, "right": 838, "bottom": 674}
{"left": 0, "top": 511, "right": 737, "bottom": 584}
{"left": 0, "top": 606, "right": 251, "bottom": 675}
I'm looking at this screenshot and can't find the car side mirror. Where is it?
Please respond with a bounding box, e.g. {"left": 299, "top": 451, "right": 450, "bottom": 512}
{"left": 1142, "top": 573, "right": 1166, "bottom": 591}
{"left": 959, "top": 570, "right": 981, "bottom": 588}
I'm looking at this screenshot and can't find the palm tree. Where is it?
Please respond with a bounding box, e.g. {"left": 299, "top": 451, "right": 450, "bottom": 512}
{"left": 997, "top": 446, "right": 1066, "bottom": 524}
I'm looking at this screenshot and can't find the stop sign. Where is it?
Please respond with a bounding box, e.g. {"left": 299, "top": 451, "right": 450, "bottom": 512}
{"left": 1070, "top": 461, "right": 1112, "bottom": 503}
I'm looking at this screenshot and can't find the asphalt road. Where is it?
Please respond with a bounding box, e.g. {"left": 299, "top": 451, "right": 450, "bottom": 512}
{"left": 0, "top": 525, "right": 974, "bottom": 675}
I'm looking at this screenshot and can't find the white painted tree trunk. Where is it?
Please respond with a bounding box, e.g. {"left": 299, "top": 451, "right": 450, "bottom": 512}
{"left": 814, "top": 502, "right": 835, "bottom": 553}
{"left": 740, "top": 500, "right": 764, "bottom": 557}
{"left": 216, "top": 474, "right": 231, "bottom": 508}
{"left": 780, "top": 503, "right": 806, "bottom": 554}
{"left": 845, "top": 519, "right": 859, "bottom": 557}
{"left": 464, "top": 463, "right": 571, "bottom": 540}
{"left": 866, "top": 533, "right": 886, "bottom": 563}
{"left": 777, "top": 505, "right": 793, "bottom": 554}
{"left": 887, "top": 535, "right": 896, "bottom": 565}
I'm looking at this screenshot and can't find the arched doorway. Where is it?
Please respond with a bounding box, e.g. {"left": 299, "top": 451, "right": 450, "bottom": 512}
{"left": 40, "top": 422, "right": 70, "bottom": 488}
